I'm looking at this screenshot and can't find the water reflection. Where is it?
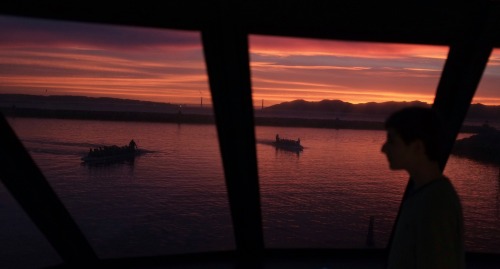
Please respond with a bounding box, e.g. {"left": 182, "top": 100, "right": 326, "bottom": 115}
{"left": 82, "top": 158, "right": 136, "bottom": 170}
{"left": 275, "top": 147, "right": 301, "bottom": 157}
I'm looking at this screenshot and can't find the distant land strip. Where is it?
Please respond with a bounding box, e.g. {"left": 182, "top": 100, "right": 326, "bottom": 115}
{"left": 0, "top": 107, "right": 485, "bottom": 133}
{"left": 0, "top": 107, "right": 214, "bottom": 125}
{"left": 1, "top": 94, "right": 497, "bottom": 132}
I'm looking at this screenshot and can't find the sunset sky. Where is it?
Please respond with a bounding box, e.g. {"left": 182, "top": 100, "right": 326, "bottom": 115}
{"left": 1, "top": 15, "right": 499, "bottom": 107}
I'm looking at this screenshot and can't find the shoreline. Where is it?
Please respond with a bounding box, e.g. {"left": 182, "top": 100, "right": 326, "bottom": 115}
{"left": 0, "top": 107, "right": 484, "bottom": 133}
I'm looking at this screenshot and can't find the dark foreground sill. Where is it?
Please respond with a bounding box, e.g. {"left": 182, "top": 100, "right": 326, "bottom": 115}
{"left": 44, "top": 249, "right": 500, "bottom": 269}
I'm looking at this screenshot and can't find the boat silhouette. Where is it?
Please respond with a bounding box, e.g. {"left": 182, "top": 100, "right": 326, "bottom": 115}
{"left": 81, "top": 140, "right": 140, "bottom": 165}
{"left": 273, "top": 134, "right": 303, "bottom": 152}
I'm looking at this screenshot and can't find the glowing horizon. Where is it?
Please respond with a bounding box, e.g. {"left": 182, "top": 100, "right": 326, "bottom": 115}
{"left": 0, "top": 15, "right": 499, "bottom": 107}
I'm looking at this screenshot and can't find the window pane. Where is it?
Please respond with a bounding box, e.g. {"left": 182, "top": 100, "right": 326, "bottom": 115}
{"left": 249, "top": 34, "right": 449, "bottom": 248}
{"left": 447, "top": 48, "right": 500, "bottom": 254}
{"left": 0, "top": 184, "right": 62, "bottom": 268}
{"left": 0, "top": 15, "right": 234, "bottom": 259}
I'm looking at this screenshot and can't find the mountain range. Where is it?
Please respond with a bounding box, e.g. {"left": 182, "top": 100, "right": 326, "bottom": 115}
{"left": 264, "top": 99, "right": 500, "bottom": 120}
{"left": 1, "top": 94, "right": 499, "bottom": 122}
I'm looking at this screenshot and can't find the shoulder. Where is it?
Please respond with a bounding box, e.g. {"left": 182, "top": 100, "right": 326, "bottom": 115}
{"left": 410, "top": 177, "right": 461, "bottom": 209}
{"left": 413, "top": 177, "right": 463, "bottom": 217}
{"left": 416, "top": 177, "right": 459, "bottom": 200}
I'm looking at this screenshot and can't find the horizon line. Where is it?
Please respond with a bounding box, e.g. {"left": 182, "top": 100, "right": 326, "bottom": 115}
{"left": 2, "top": 93, "right": 500, "bottom": 108}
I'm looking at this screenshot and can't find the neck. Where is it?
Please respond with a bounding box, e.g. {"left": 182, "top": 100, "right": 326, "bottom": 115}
{"left": 408, "top": 161, "right": 443, "bottom": 189}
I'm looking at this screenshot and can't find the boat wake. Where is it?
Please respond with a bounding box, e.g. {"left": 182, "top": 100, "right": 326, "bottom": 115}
{"left": 257, "top": 139, "right": 276, "bottom": 146}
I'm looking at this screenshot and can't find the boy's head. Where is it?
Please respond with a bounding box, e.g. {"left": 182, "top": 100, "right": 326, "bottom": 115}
{"left": 384, "top": 106, "right": 443, "bottom": 161}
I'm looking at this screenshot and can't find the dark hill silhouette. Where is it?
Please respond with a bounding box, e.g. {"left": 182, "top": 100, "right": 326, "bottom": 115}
{"left": 452, "top": 123, "right": 500, "bottom": 164}
{"left": 0, "top": 93, "right": 183, "bottom": 113}
{"left": 265, "top": 99, "right": 499, "bottom": 121}
{"left": 266, "top": 99, "right": 428, "bottom": 116}
{"left": 1, "top": 94, "right": 499, "bottom": 132}
{"left": 0, "top": 93, "right": 214, "bottom": 124}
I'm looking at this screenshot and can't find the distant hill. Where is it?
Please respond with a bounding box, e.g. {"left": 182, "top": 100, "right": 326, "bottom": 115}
{"left": 0, "top": 94, "right": 215, "bottom": 125}
{"left": 0, "top": 94, "right": 211, "bottom": 114}
{"left": 264, "top": 99, "right": 500, "bottom": 120}
{"left": 1, "top": 94, "right": 498, "bottom": 131}
{"left": 265, "top": 99, "right": 429, "bottom": 115}
{"left": 3, "top": 94, "right": 498, "bottom": 119}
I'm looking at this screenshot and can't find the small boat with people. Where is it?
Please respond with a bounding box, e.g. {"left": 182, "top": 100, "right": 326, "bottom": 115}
{"left": 81, "top": 139, "right": 141, "bottom": 164}
{"left": 273, "top": 134, "right": 304, "bottom": 152}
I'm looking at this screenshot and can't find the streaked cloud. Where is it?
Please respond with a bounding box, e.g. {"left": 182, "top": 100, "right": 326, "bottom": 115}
{"left": 0, "top": 15, "right": 210, "bottom": 104}
{"left": 249, "top": 35, "right": 448, "bottom": 59}
{"left": 0, "top": 15, "right": 499, "bottom": 107}
{"left": 0, "top": 15, "right": 201, "bottom": 51}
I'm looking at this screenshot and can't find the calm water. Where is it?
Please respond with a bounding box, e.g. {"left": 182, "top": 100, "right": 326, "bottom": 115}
{"left": 1, "top": 117, "right": 499, "bottom": 267}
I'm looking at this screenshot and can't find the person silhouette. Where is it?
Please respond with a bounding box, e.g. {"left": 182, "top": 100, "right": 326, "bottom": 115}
{"left": 129, "top": 139, "right": 137, "bottom": 150}
{"left": 382, "top": 107, "right": 465, "bottom": 269}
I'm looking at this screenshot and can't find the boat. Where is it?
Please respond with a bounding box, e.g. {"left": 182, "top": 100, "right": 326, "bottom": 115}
{"left": 81, "top": 139, "right": 140, "bottom": 164}
{"left": 273, "top": 134, "right": 304, "bottom": 152}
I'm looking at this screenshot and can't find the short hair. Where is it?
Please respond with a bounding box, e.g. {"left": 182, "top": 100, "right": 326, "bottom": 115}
{"left": 384, "top": 106, "right": 443, "bottom": 161}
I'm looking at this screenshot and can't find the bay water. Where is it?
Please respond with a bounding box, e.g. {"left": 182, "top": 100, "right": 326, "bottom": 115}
{"left": 1, "top": 117, "right": 499, "bottom": 267}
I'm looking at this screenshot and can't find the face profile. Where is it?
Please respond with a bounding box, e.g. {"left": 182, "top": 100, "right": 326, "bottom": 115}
{"left": 381, "top": 128, "right": 422, "bottom": 171}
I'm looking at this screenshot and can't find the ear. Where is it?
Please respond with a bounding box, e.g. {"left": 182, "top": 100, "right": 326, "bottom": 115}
{"left": 410, "top": 139, "right": 426, "bottom": 156}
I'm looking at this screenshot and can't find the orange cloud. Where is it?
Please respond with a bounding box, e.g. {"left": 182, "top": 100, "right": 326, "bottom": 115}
{"left": 249, "top": 35, "right": 449, "bottom": 59}
{"left": 1, "top": 15, "right": 498, "bottom": 108}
